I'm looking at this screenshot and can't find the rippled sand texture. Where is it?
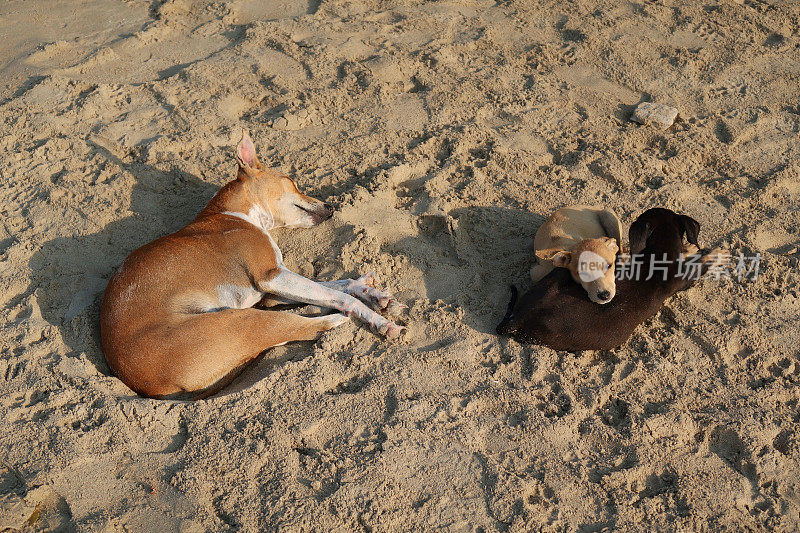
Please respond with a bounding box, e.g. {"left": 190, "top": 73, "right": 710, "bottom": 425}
{"left": 1, "top": 0, "right": 799, "bottom": 530}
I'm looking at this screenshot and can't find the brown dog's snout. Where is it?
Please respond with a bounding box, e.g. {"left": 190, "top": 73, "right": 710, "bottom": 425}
{"left": 596, "top": 290, "right": 611, "bottom": 302}
{"left": 311, "top": 202, "right": 334, "bottom": 224}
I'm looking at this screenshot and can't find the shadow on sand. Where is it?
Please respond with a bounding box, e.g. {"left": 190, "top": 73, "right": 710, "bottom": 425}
{"left": 28, "top": 145, "right": 547, "bottom": 398}
{"left": 384, "top": 205, "right": 545, "bottom": 335}
{"left": 27, "top": 142, "right": 218, "bottom": 382}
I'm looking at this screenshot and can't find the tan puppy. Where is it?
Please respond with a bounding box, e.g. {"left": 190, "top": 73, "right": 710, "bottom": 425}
{"left": 531, "top": 205, "right": 622, "bottom": 304}
{"left": 100, "top": 131, "right": 403, "bottom": 399}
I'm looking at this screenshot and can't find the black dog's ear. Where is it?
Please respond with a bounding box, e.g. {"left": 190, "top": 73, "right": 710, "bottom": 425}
{"left": 679, "top": 215, "right": 700, "bottom": 245}
{"left": 628, "top": 220, "right": 652, "bottom": 255}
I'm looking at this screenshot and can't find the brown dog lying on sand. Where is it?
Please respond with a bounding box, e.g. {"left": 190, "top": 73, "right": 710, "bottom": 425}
{"left": 531, "top": 205, "right": 623, "bottom": 304}
{"left": 101, "top": 132, "right": 404, "bottom": 399}
{"left": 496, "top": 208, "right": 724, "bottom": 351}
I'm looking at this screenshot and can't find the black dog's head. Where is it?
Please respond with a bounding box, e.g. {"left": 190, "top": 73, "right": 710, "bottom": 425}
{"left": 629, "top": 208, "right": 700, "bottom": 256}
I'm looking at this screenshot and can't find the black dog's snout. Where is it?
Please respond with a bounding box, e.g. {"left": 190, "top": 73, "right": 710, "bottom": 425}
{"left": 597, "top": 290, "right": 611, "bottom": 301}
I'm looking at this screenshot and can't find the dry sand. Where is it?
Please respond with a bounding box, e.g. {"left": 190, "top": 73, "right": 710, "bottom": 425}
{"left": 1, "top": 0, "right": 800, "bottom": 530}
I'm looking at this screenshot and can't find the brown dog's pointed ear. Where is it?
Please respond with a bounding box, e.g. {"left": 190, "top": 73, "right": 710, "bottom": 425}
{"left": 628, "top": 220, "right": 652, "bottom": 255}
{"left": 679, "top": 215, "right": 700, "bottom": 246}
{"left": 236, "top": 130, "right": 261, "bottom": 169}
{"left": 537, "top": 248, "right": 572, "bottom": 267}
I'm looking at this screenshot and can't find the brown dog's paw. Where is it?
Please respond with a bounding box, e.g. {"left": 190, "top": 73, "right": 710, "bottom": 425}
{"left": 384, "top": 299, "right": 407, "bottom": 317}
{"left": 362, "top": 286, "right": 394, "bottom": 312}
{"left": 379, "top": 321, "right": 405, "bottom": 339}
{"left": 356, "top": 271, "right": 377, "bottom": 288}
{"left": 349, "top": 273, "right": 406, "bottom": 314}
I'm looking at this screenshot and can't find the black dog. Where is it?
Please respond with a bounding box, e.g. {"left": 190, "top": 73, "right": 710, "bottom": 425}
{"left": 496, "top": 208, "right": 717, "bottom": 351}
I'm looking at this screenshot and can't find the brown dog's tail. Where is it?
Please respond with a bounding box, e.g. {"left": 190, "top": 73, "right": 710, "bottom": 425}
{"left": 496, "top": 285, "right": 519, "bottom": 336}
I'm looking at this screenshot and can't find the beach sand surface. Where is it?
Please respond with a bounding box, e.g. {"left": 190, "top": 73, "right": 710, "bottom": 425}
{"left": 1, "top": 0, "right": 799, "bottom": 530}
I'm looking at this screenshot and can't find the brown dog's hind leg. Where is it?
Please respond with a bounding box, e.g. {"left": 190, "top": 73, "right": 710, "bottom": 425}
{"left": 159, "top": 308, "right": 347, "bottom": 398}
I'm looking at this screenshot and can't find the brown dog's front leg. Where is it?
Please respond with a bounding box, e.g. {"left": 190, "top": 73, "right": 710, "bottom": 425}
{"left": 260, "top": 269, "right": 404, "bottom": 338}
{"left": 318, "top": 272, "right": 405, "bottom": 315}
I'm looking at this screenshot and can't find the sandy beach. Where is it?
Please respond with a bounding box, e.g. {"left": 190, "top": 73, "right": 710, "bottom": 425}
{"left": 1, "top": 0, "right": 799, "bottom": 530}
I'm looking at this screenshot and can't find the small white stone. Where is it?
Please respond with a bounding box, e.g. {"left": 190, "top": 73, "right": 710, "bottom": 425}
{"left": 631, "top": 102, "right": 679, "bottom": 129}
{"left": 272, "top": 116, "right": 289, "bottom": 129}
{"left": 284, "top": 115, "right": 303, "bottom": 130}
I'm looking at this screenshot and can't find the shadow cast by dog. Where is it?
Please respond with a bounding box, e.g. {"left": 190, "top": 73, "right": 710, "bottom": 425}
{"left": 27, "top": 143, "right": 219, "bottom": 386}
{"left": 28, "top": 146, "right": 547, "bottom": 397}
{"left": 27, "top": 142, "right": 364, "bottom": 400}
{"left": 383, "top": 206, "right": 545, "bottom": 335}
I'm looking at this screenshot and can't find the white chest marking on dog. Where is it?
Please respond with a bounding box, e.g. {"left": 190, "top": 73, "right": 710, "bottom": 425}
{"left": 266, "top": 232, "right": 283, "bottom": 266}
{"left": 216, "top": 284, "right": 263, "bottom": 310}
{"left": 223, "top": 205, "right": 283, "bottom": 266}
{"left": 223, "top": 205, "right": 273, "bottom": 234}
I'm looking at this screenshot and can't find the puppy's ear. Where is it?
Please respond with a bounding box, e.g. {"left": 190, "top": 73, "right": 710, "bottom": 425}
{"left": 236, "top": 130, "right": 261, "bottom": 169}
{"left": 536, "top": 248, "right": 564, "bottom": 261}
{"left": 551, "top": 251, "right": 572, "bottom": 267}
{"left": 537, "top": 248, "right": 573, "bottom": 267}
{"left": 679, "top": 215, "right": 700, "bottom": 246}
{"left": 602, "top": 237, "right": 619, "bottom": 254}
{"left": 628, "top": 220, "right": 652, "bottom": 255}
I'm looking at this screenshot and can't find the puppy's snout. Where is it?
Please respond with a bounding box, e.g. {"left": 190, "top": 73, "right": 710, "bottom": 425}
{"left": 322, "top": 203, "right": 334, "bottom": 220}
{"left": 596, "top": 290, "right": 611, "bottom": 302}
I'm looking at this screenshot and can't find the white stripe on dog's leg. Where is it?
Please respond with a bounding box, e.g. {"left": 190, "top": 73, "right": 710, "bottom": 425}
{"left": 318, "top": 278, "right": 396, "bottom": 313}
{"left": 318, "top": 312, "right": 349, "bottom": 329}
{"left": 261, "top": 270, "right": 401, "bottom": 336}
